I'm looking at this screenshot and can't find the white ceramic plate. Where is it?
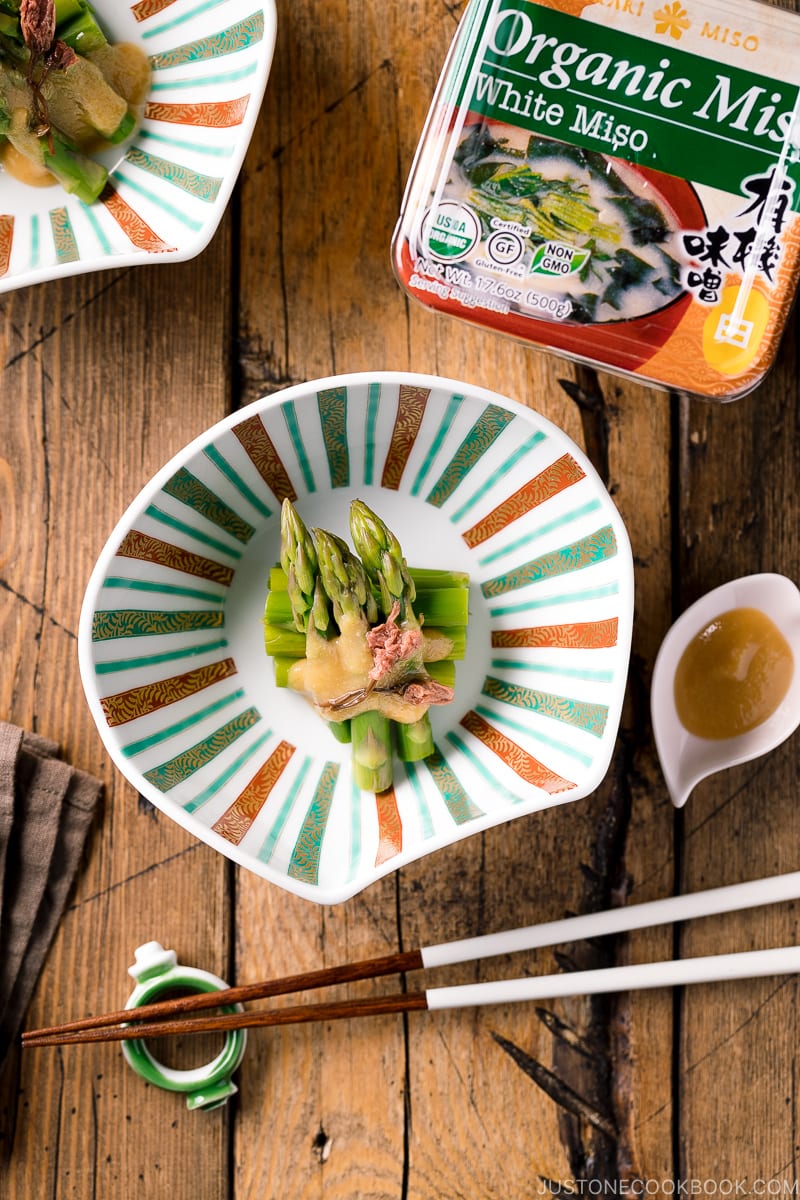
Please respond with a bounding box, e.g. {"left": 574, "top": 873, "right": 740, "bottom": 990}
{"left": 79, "top": 372, "right": 634, "bottom": 903}
{"left": 0, "top": 0, "right": 276, "bottom": 293}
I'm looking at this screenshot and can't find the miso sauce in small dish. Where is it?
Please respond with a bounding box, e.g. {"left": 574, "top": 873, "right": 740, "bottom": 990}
{"left": 651, "top": 574, "right": 800, "bottom": 808}
{"left": 393, "top": 0, "right": 800, "bottom": 401}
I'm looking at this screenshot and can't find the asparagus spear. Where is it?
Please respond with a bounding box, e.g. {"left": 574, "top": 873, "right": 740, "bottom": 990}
{"left": 314, "top": 527, "right": 391, "bottom": 792}
{"left": 0, "top": 1, "right": 106, "bottom": 47}
{"left": 326, "top": 718, "right": 351, "bottom": 744}
{"left": 279, "top": 499, "right": 329, "bottom": 635}
{"left": 349, "top": 499, "right": 416, "bottom": 621}
{"left": 263, "top": 624, "right": 307, "bottom": 658}
{"left": 57, "top": 2, "right": 107, "bottom": 54}
{"left": 264, "top": 582, "right": 468, "bottom": 629}
{"left": 0, "top": 31, "right": 131, "bottom": 144}
{"left": 271, "top": 501, "right": 465, "bottom": 784}
{"left": 44, "top": 125, "right": 106, "bottom": 199}
{"left": 55, "top": 0, "right": 85, "bottom": 22}
{"left": 268, "top": 563, "right": 469, "bottom": 594}
{"left": 349, "top": 500, "right": 438, "bottom": 762}
{"left": 395, "top": 719, "right": 435, "bottom": 763}
{"left": 276, "top": 505, "right": 370, "bottom": 758}
{"left": 2, "top": 118, "right": 108, "bottom": 203}
{"left": 43, "top": 52, "right": 130, "bottom": 141}
{"left": 314, "top": 527, "right": 378, "bottom": 630}
{"left": 399, "top": 566, "right": 469, "bottom": 590}
{"left": 394, "top": 715, "right": 433, "bottom": 762}
{"left": 350, "top": 711, "right": 393, "bottom": 793}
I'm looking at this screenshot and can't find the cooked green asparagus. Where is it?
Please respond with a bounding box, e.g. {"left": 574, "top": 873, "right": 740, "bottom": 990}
{"left": 265, "top": 499, "right": 469, "bottom": 789}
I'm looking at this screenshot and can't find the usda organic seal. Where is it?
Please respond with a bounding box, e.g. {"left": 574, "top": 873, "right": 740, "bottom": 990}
{"left": 421, "top": 202, "right": 480, "bottom": 262}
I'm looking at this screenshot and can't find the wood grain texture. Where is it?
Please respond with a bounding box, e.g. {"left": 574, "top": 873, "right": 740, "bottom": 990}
{"left": 1, "top": 0, "right": 798, "bottom": 1194}
{"left": 676, "top": 310, "right": 800, "bottom": 1188}
{"left": 234, "top": 2, "right": 675, "bottom": 1196}
{"left": 673, "top": 6, "right": 800, "bottom": 1187}
{"left": 0, "top": 228, "right": 235, "bottom": 1196}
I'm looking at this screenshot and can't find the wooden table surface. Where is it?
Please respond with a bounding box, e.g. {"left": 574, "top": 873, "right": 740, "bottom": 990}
{"left": 1, "top": 1, "right": 799, "bottom": 1195}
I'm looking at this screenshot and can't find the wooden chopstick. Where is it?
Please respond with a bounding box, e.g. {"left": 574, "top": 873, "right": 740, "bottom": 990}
{"left": 23, "top": 991, "right": 431, "bottom": 1047}
{"left": 23, "top": 868, "right": 800, "bottom": 1049}
{"left": 22, "top": 944, "right": 800, "bottom": 1048}
{"left": 20, "top": 948, "right": 423, "bottom": 1044}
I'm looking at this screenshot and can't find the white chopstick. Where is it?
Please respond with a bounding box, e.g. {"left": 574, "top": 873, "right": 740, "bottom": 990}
{"left": 25, "top": 871, "right": 800, "bottom": 1048}
{"left": 421, "top": 869, "right": 800, "bottom": 967}
{"left": 427, "top": 945, "right": 800, "bottom": 1010}
{"left": 26, "top": 944, "right": 800, "bottom": 1048}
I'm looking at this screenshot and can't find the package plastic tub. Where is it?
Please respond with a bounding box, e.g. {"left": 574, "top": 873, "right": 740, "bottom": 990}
{"left": 391, "top": 0, "right": 800, "bottom": 401}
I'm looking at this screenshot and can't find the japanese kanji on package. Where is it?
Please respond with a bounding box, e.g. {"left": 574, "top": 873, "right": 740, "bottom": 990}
{"left": 391, "top": 0, "right": 800, "bottom": 401}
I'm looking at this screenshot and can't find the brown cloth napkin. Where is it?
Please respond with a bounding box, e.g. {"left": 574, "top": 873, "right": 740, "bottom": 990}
{"left": 0, "top": 722, "right": 102, "bottom": 1066}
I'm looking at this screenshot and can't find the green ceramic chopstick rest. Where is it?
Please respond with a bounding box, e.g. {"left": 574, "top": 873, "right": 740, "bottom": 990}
{"left": 121, "top": 941, "right": 247, "bottom": 1111}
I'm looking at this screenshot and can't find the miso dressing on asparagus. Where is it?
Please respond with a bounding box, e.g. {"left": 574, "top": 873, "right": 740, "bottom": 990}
{"left": 0, "top": 0, "right": 150, "bottom": 203}
{"left": 263, "top": 499, "right": 470, "bottom": 792}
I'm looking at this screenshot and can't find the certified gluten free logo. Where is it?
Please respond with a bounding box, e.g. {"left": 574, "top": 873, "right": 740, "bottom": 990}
{"left": 486, "top": 229, "right": 526, "bottom": 266}
{"left": 421, "top": 202, "right": 480, "bottom": 262}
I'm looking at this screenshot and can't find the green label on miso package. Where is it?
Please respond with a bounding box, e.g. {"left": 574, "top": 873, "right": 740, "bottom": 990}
{"left": 449, "top": 0, "right": 800, "bottom": 208}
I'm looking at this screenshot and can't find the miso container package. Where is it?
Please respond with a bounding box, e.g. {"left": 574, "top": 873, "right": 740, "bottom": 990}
{"left": 391, "top": 0, "right": 800, "bottom": 400}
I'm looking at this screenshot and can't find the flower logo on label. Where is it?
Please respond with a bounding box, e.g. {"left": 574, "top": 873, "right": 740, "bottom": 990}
{"left": 653, "top": 2, "right": 690, "bottom": 39}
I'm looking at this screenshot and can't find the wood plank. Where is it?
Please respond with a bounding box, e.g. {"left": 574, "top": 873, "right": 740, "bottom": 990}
{"left": 235, "top": 2, "right": 677, "bottom": 1194}
{"left": 6, "top": 0, "right": 797, "bottom": 1193}
{"left": 676, "top": 0, "right": 800, "bottom": 1166}
{"left": 676, "top": 0, "right": 800, "bottom": 1175}
{"left": 676, "top": 312, "right": 800, "bottom": 1187}
{"left": 0, "top": 224, "right": 234, "bottom": 1196}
